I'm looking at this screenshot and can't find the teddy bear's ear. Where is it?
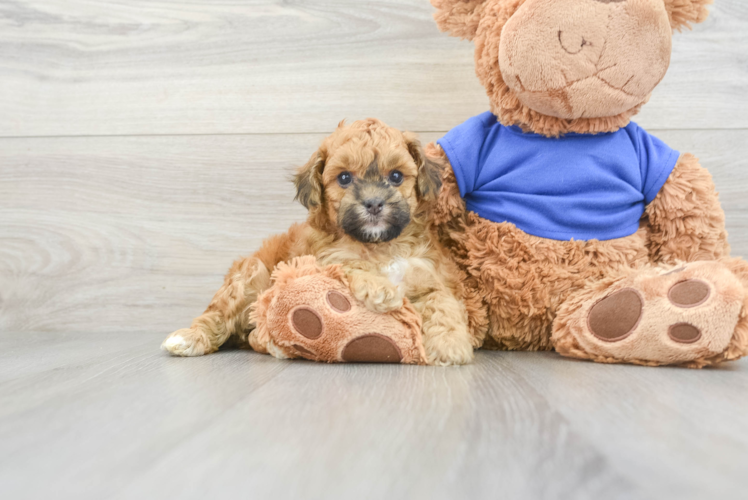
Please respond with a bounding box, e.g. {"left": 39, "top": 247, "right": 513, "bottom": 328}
{"left": 431, "top": 0, "right": 490, "bottom": 41}
{"left": 664, "top": 0, "right": 713, "bottom": 31}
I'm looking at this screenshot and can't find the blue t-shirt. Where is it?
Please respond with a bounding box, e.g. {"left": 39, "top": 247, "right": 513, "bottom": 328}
{"left": 437, "top": 112, "right": 680, "bottom": 241}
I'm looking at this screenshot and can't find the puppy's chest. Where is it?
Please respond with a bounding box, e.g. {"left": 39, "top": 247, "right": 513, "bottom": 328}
{"left": 383, "top": 258, "right": 410, "bottom": 286}
{"left": 381, "top": 257, "right": 436, "bottom": 295}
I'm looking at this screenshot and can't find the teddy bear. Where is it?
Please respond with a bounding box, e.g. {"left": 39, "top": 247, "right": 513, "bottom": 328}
{"left": 423, "top": 0, "right": 748, "bottom": 367}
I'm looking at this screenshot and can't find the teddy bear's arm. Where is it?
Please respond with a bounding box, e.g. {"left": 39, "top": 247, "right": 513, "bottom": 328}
{"left": 645, "top": 153, "right": 730, "bottom": 265}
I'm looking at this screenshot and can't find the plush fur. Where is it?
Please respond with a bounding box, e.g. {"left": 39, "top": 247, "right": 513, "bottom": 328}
{"left": 664, "top": 0, "right": 714, "bottom": 30}
{"left": 429, "top": 0, "right": 748, "bottom": 367}
{"left": 249, "top": 256, "right": 428, "bottom": 364}
{"left": 162, "top": 119, "right": 482, "bottom": 365}
{"left": 433, "top": 0, "right": 705, "bottom": 137}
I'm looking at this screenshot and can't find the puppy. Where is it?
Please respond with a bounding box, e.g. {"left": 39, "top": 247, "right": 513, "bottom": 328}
{"left": 162, "top": 119, "right": 477, "bottom": 365}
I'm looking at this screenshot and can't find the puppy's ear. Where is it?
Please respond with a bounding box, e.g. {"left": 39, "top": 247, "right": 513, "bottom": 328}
{"left": 663, "top": 0, "right": 712, "bottom": 31}
{"left": 405, "top": 132, "right": 442, "bottom": 202}
{"left": 431, "top": 0, "right": 489, "bottom": 41}
{"left": 294, "top": 151, "right": 325, "bottom": 209}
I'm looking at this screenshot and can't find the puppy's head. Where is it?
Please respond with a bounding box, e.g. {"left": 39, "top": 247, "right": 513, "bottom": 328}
{"left": 294, "top": 119, "right": 442, "bottom": 244}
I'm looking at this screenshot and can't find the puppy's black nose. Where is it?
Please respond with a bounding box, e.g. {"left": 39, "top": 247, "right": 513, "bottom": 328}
{"left": 364, "top": 198, "right": 384, "bottom": 215}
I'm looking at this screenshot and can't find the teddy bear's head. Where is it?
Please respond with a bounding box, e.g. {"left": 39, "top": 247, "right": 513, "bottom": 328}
{"left": 432, "top": 0, "right": 712, "bottom": 136}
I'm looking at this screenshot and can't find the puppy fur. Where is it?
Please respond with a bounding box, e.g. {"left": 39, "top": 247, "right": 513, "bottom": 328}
{"left": 162, "top": 119, "right": 480, "bottom": 366}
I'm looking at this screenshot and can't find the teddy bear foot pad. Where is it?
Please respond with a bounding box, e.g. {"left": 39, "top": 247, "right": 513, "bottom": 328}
{"left": 253, "top": 258, "right": 427, "bottom": 364}
{"left": 556, "top": 262, "right": 744, "bottom": 366}
{"left": 288, "top": 296, "right": 404, "bottom": 363}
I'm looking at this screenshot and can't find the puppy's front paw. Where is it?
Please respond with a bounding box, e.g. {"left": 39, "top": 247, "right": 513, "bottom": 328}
{"left": 424, "top": 335, "right": 475, "bottom": 366}
{"left": 421, "top": 319, "right": 474, "bottom": 366}
{"left": 161, "top": 327, "right": 213, "bottom": 356}
{"left": 349, "top": 274, "right": 404, "bottom": 313}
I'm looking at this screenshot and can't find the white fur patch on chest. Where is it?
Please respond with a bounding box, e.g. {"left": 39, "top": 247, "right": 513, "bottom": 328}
{"left": 383, "top": 257, "right": 409, "bottom": 286}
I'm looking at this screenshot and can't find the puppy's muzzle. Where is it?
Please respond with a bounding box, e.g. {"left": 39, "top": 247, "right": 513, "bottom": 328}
{"left": 339, "top": 182, "right": 411, "bottom": 244}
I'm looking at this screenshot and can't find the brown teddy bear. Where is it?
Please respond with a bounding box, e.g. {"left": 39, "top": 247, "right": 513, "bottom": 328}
{"left": 425, "top": 0, "right": 748, "bottom": 367}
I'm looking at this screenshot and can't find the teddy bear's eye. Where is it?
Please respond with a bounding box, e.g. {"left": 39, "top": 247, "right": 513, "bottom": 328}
{"left": 388, "top": 170, "right": 404, "bottom": 186}
{"left": 337, "top": 172, "right": 353, "bottom": 187}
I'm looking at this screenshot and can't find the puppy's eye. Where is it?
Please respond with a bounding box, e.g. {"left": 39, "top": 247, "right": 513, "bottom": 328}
{"left": 388, "top": 170, "right": 404, "bottom": 186}
{"left": 337, "top": 172, "right": 353, "bottom": 187}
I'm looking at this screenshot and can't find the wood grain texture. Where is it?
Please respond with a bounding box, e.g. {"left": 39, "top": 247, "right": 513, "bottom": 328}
{"left": 2, "top": 130, "right": 747, "bottom": 335}
{"left": 0, "top": 332, "right": 746, "bottom": 500}
{"left": 0, "top": 0, "right": 746, "bottom": 137}
{"left": 0, "top": 133, "right": 310, "bottom": 334}
{"left": 1, "top": 2, "right": 748, "bottom": 498}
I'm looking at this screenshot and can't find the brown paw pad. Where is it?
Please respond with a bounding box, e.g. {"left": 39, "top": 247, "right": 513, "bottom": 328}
{"left": 326, "top": 290, "right": 351, "bottom": 313}
{"left": 668, "top": 279, "right": 710, "bottom": 308}
{"left": 588, "top": 288, "right": 643, "bottom": 342}
{"left": 341, "top": 334, "right": 402, "bottom": 363}
{"left": 291, "top": 307, "right": 324, "bottom": 339}
{"left": 668, "top": 323, "right": 702, "bottom": 344}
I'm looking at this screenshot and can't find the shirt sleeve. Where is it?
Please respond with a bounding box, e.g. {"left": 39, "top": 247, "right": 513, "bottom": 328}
{"left": 437, "top": 111, "right": 495, "bottom": 197}
{"left": 632, "top": 124, "right": 681, "bottom": 205}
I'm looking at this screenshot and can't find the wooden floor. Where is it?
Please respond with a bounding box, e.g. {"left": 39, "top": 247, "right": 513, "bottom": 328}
{"left": 2, "top": 331, "right": 748, "bottom": 500}
{"left": 1, "top": 1, "right": 748, "bottom": 498}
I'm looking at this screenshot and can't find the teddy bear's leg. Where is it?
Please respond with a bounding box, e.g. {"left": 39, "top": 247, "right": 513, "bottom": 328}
{"left": 552, "top": 259, "right": 748, "bottom": 367}
{"left": 251, "top": 256, "right": 427, "bottom": 364}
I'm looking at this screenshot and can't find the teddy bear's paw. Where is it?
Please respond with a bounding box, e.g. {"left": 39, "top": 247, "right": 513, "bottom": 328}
{"left": 554, "top": 262, "right": 745, "bottom": 366}
{"left": 261, "top": 272, "right": 426, "bottom": 364}
{"left": 161, "top": 327, "right": 214, "bottom": 357}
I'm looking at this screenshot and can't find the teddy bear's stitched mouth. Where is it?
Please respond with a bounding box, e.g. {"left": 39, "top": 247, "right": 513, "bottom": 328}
{"left": 595, "top": 76, "right": 638, "bottom": 98}
{"left": 562, "top": 63, "right": 618, "bottom": 87}
{"left": 514, "top": 69, "right": 641, "bottom": 119}
{"left": 513, "top": 57, "right": 635, "bottom": 93}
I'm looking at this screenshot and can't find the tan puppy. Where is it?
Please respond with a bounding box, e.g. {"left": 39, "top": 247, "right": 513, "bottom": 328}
{"left": 162, "top": 119, "right": 479, "bottom": 365}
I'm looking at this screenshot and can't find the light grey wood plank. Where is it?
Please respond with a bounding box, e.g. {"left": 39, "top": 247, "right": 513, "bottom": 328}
{"left": 0, "top": 332, "right": 290, "bottom": 500}
{"left": 1, "top": 130, "right": 747, "bottom": 335}
{"left": 0, "top": 332, "right": 632, "bottom": 500}
{"left": 115, "top": 352, "right": 638, "bottom": 500}
{"left": 0, "top": 0, "right": 746, "bottom": 137}
{"left": 0, "top": 330, "right": 155, "bottom": 384}
{"left": 1, "top": 331, "right": 746, "bottom": 499}
{"left": 500, "top": 352, "right": 748, "bottom": 499}
{"left": 0, "top": 133, "right": 310, "bottom": 334}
